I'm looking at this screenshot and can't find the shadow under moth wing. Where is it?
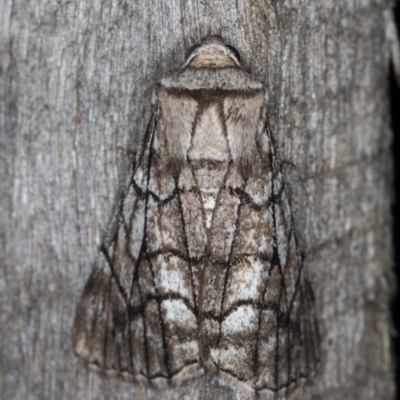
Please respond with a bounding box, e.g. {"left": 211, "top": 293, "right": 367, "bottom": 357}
{"left": 73, "top": 36, "right": 319, "bottom": 396}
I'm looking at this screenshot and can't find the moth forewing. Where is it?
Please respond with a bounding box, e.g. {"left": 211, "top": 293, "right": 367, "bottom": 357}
{"left": 73, "top": 35, "right": 319, "bottom": 396}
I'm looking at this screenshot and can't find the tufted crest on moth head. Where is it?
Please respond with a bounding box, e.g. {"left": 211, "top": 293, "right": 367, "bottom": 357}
{"left": 182, "top": 35, "right": 241, "bottom": 69}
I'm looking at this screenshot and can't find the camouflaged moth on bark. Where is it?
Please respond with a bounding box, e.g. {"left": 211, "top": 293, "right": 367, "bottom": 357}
{"left": 73, "top": 35, "right": 319, "bottom": 397}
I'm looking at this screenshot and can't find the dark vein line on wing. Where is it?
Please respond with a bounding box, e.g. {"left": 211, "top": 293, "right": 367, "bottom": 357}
{"left": 145, "top": 248, "right": 172, "bottom": 379}
{"left": 252, "top": 126, "right": 274, "bottom": 380}
{"left": 133, "top": 121, "right": 157, "bottom": 378}
{"left": 214, "top": 160, "right": 242, "bottom": 368}
{"left": 175, "top": 173, "right": 199, "bottom": 315}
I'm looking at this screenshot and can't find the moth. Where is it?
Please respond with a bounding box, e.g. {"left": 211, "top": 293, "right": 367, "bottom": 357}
{"left": 73, "top": 36, "right": 319, "bottom": 396}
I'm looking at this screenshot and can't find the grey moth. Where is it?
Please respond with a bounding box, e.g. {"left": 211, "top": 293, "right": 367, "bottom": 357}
{"left": 73, "top": 35, "right": 319, "bottom": 397}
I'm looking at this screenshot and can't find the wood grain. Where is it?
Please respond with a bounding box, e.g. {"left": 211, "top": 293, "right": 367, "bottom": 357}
{"left": 0, "top": 0, "right": 395, "bottom": 398}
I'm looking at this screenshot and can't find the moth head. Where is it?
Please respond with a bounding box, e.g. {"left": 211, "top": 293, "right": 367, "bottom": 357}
{"left": 182, "top": 36, "right": 241, "bottom": 69}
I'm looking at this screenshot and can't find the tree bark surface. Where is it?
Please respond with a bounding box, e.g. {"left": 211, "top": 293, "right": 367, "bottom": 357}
{"left": 0, "top": 0, "right": 395, "bottom": 399}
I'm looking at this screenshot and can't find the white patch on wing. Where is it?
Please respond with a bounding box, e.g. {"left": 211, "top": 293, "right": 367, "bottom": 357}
{"left": 133, "top": 163, "right": 148, "bottom": 191}
{"left": 210, "top": 346, "right": 250, "bottom": 370}
{"left": 161, "top": 299, "right": 197, "bottom": 329}
{"left": 200, "top": 187, "right": 219, "bottom": 194}
{"left": 205, "top": 211, "right": 213, "bottom": 229}
{"left": 155, "top": 257, "right": 192, "bottom": 299}
{"left": 221, "top": 305, "right": 258, "bottom": 335}
{"left": 273, "top": 173, "right": 283, "bottom": 197}
{"left": 127, "top": 199, "right": 146, "bottom": 259}
{"left": 225, "top": 257, "right": 267, "bottom": 308}
{"left": 201, "top": 192, "right": 218, "bottom": 229}
{"left": 202, "top": 193, "right": 216, "bottom": 210}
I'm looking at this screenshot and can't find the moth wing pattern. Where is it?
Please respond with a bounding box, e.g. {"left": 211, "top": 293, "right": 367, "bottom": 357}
{"left": 73, "top": 111, "right": 203, "bottom": 385}
{"left": 73, "top": 35, "right": 319, "bottom": 397}
{"left": 200, "top": 91, "right": 319, "bottom": 392}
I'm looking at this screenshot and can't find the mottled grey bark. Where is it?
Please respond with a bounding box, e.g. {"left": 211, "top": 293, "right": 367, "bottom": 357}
{"left": 0, "top": 1, "right": 395, "bottom": 399}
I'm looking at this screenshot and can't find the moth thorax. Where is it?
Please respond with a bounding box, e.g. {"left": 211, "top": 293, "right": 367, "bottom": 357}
{"left": 187, "top": 102, "right": 229, "bottom": 229}
{"left": 188, "top": 103, "right": 229, "bottom": 163}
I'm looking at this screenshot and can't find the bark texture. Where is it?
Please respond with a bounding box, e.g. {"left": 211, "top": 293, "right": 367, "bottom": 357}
{"left": 0, "top": 0, "right": 395, "bottom": 399}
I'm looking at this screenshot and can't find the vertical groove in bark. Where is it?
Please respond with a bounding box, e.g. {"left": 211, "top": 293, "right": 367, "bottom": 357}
{"left": 0, "top": 0, "right": 395, "bottom": 399}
